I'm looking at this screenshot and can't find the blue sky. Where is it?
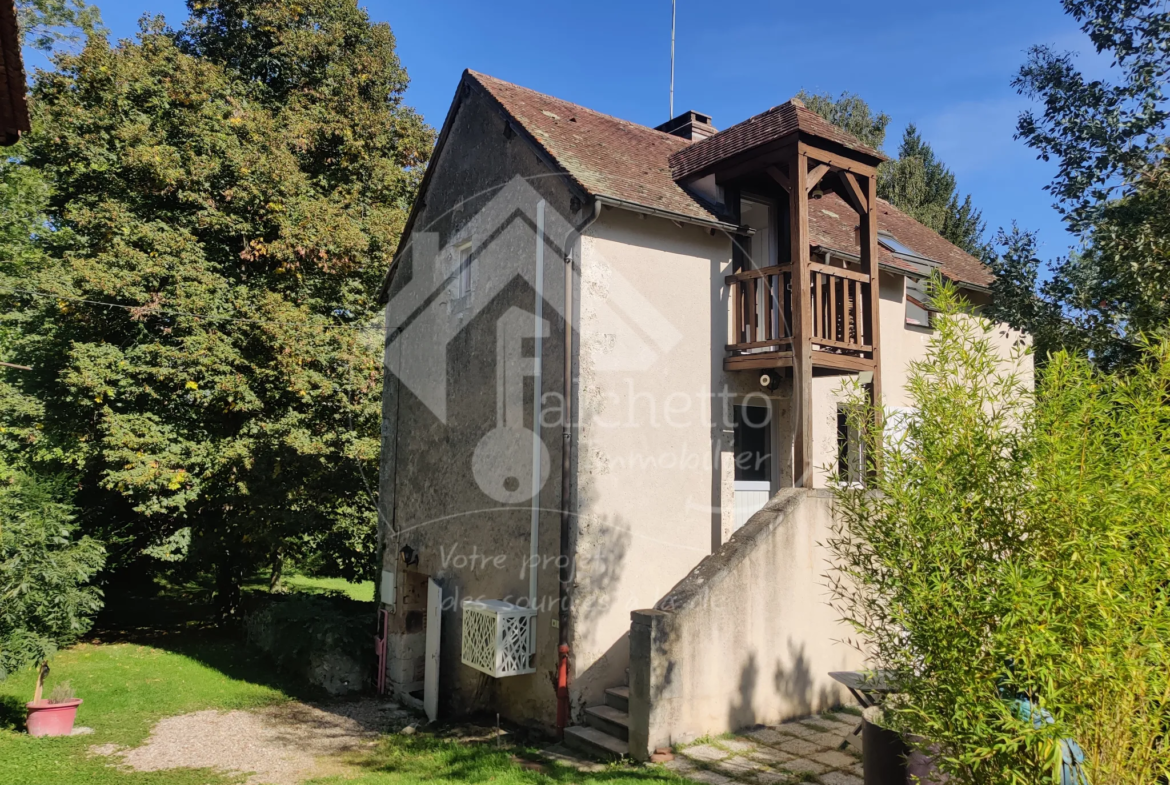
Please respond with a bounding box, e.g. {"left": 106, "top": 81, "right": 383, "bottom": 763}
{"left": 47, "top": 0, "right": 1108, "bottom": 261}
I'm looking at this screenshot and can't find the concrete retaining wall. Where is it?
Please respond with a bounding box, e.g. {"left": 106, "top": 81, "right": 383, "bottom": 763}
{"left": 627, "top": 489, "right": 863, "bottom": 759}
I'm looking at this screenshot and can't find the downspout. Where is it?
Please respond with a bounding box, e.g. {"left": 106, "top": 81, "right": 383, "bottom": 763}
{"left": 556, "top": 198, "right": 602, "bottom": 737}
{"left": 529, "top": 201, "right": 546, "bottom": 636}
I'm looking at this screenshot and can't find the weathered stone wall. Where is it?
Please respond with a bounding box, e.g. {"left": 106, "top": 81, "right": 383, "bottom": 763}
{"left": 378, "top": 82, "right": 584, "bottom": 729}
{"left": 627, "top": 489, "right": 862, "bottom": 760}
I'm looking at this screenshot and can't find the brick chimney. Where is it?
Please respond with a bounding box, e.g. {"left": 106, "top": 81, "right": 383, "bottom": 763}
{"left": 655, "top": 110, "right": 717, "bottom": 141}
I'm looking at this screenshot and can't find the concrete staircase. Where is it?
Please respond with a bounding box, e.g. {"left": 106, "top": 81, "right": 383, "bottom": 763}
{"left": 563, "top": 686, "right": 630, "bottom": 760}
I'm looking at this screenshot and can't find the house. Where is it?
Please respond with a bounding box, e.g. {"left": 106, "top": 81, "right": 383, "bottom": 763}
{"left": 375, "top": 70, "right": 1028, "bottom": 759}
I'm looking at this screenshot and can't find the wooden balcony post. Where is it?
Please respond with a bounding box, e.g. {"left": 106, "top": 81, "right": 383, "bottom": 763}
{"left": 861, "top": 173, "right": 883, "bottom": 429}
{"left": 789, "top": 150, "right": 813, "bottom": 487}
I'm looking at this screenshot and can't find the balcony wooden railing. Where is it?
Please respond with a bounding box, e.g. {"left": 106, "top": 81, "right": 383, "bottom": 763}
{"left": 726, "top": 265, "right": 793, "bottom": 356}
{"left": 808, "top": 262, "right": 873, "bottom": 353}
{"left": 726, "top": 261, "right": 873, "bottom": 369}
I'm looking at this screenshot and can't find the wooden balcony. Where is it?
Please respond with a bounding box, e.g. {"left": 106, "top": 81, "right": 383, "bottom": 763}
{"left": 725, "top": 261, "right": 876, "bottom": 373}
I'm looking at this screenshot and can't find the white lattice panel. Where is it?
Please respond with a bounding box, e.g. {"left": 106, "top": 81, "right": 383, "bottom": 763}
{"left": 461, "top": 599, "right": 536, "bottom": 677}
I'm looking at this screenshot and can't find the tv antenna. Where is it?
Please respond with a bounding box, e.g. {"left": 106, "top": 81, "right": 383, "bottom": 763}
{"left": 669, "top": 0, "right": 676, "bottom": 119}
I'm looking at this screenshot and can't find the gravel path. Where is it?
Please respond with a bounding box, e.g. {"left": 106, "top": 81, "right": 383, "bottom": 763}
{"left": 91, "top": 699, "right": 415, "bottom": 785}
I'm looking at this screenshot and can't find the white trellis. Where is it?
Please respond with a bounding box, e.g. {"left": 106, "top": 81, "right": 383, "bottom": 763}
{"left": 461, "top": 599, "right": 537, "bottom": 677}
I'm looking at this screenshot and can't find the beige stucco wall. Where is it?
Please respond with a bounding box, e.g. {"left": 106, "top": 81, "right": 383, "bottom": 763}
{"left": 627, "top": 489, "right": 862, "bottom": 759}
{"left": 571, "top": 206, "right": 744, "bottom": 708}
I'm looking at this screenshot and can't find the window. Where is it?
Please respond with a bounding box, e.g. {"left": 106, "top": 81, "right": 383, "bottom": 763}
{"left": 905, "top": 277, "right": 932, "bottom": 328}
{"left": 878, "top": 232, "right": 917, "bottom": 257}
{"left": 836, "top": 404, "right": 864, "bottom": 486}
{"left": 451, "top": 242, "right": 472, "bottom": 313}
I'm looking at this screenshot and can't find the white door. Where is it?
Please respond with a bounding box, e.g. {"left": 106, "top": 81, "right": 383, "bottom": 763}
{"left": 733, "top": 404, "right": 773, "bottom": 530}
{"left": 423, "top": 578, "right": 441, "bottom": 722}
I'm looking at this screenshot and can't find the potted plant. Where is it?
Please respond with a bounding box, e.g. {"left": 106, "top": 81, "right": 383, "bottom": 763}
{"left": 25, "top": 667, "right": 83, "bottom": 737}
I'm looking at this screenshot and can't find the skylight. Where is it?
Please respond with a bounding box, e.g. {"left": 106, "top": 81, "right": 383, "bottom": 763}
{"left": 878, "top": 233, "right": 917, "bottom": 257}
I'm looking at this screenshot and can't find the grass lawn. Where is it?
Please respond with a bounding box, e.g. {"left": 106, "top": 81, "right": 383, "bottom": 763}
{"left": 0, "top": 582, "right": 675, "bottom": 785}
{"left": 279, "top": 574, "right": 376, "bottom": 602}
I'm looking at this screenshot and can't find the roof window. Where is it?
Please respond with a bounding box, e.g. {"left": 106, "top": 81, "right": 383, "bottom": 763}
{"left": 878, "top": 232, "right": 917, "bottom": 257}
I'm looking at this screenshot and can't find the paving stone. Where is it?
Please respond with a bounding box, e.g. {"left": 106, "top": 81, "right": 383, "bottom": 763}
{"left": 716, "top": 757, "right": 766, "bottom": 777}
{"left": 778, "top": 757, "right": 830, "bottom": 776}
{"left": 687, "top": 769, "right": 736, "bottom": 785}
{"left": 797, "top": 720, "right": 836, "bottom": 733}
{"left": 753, "top": 771, "right": 795, "bottom": 785}
{"left": 665, "top": 757, "right": 698, "bottom": 774}
{"left": 745, "top": 728, "right": 786, "bottom": 745}
{"left": 806, "top": 732, "right": 849, "bottom": 750}
{"left": 848, "top": 763, "right": 864, "bottom": 778}
{"left": 748, "top": 747, "right": 795, "bottom": 765}
{"left": 818, "top": 717, "right": 862, "bottom": 735}
{"left": 775, "top": 738, "right": 827, "bottom": 758}
{"left": 775, "top": 722, "right": 819, "bottom": 738}
{"left": 720, "top": 738, "right": 758, "bottom": 754}
{"left": 685, "top": 744, "right": 732, "bottom": 763}
{"left": 811, "top": 750, "right": 858, "bottom": 770}
{"left": 818, "top": 772, "right": 864, "bottom": 785}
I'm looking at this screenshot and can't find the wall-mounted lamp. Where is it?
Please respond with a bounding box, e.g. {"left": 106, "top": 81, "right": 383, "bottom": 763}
{"left": 857, "top": 371, "right": 874, "bottom": 386}
{"left": 399, "top": 544, "right": 419, "bottom": 567}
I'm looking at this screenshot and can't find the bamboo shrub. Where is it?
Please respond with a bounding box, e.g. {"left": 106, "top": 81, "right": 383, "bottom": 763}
{"left": 827, "top": 279, "right": 1170, "bottom": 784}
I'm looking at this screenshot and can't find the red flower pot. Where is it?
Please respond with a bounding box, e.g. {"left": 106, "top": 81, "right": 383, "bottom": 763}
{"left": 25, "top": 698, "right": 82, "bottom": 737}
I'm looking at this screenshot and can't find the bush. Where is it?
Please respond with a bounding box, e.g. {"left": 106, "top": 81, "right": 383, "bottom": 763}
{"left": 0, "top": 469, "right": 105, "bottom": 681}
{"left": 244, "top": 593, "right": 373, "bottom": 694}
{"left": 828, "top": 279, "right": 1170, "bottom": 784}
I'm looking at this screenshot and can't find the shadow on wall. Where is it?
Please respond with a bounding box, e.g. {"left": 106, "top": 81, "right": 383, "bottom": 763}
{"left": 728, "top": 639, "right": 839, "bottom": 731}
{"left": 570, "top": 512, "right": 632, "bottom": 713}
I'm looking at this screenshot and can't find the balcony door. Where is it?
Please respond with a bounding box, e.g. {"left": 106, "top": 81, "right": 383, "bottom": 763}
{"left": 739, "top": 197, "right": 782, "bottom": 350}
{"left": 733, "top": 404, "right": 773, "bottom": 530}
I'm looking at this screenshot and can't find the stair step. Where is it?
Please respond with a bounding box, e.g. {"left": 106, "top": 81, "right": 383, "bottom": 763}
{"left": 564, "top": 725, "right": 628, "bottom": 761}
{"left": 604, "top": 686, "right": 629, "bottom": 712}
{"left": 584, "top": 704, "right": 630, "bottom": 741}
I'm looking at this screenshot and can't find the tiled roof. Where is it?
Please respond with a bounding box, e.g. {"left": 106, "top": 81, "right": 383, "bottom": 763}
{"left": 669, "top": 100, "right": 887, "bottom": 181}
{"left": 464, "top": 71, "right": 991, "bottom": 288}
{"left": 470, "top": 71, "right": 722, "bottom": 225}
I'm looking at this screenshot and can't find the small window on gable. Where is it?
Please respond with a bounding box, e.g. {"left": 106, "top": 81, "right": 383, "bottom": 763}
{"left": 451, "top": 242, "right": 472, "bottom": 312}
{"left": 905, "top": 277, "right": 932, "bottom": 328}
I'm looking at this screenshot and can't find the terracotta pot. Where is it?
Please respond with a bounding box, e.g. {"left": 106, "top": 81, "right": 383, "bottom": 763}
{"left": 25, "top": 698, "right": 82, "bottom": 737}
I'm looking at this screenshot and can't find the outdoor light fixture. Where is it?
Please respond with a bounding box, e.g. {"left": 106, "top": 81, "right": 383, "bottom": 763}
{"left": 399, "top": 544, "right": 419, "bottom": 567}
{"left": 810, "top": 186, "right": 824, "bottom": 199}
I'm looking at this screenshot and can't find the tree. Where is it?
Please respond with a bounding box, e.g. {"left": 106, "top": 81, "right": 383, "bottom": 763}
{"left": 796, "top": 90, "right": 890, "bottom": 151}
{"left": 5, "top": 0, "right": 432, "bottom": 619}
{"left": 991, "top": 0, "right": 1170, "bottom": 366}
{"left": 800, "top": 92, "right": 990, "bottom": 258}
{"left": 879, "top": 125, "right": 991, "bottom": 259}
{"left": 829, "top": 280, "right": 1170, "bottom": 784}
{"left": 0, "top": 464, "right": 105, "bottom": 683}
{"left": 17, "top": 0, "right": 103, "bottom": 52}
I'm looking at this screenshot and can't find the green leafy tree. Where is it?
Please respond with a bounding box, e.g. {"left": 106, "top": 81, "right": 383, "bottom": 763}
{"left": 991, "top": 0, "right": 1170, "bottom": 367}
{"left": 796, "top": 90, "right": 890, "bottom": 151}
{"left": 800, "top": 93, "right": 990, "bottom": 258}
{"left": 829, "top": 279, "right": 1170, "bottom": 784}
{"left": 4, "top": 0, "right": 432, "bottom": 619}
{"left": 0, "top": 464, "right": 105, "bottom": 684}
{"left": 17, "top": 0, "right": 103, "bottom": 52}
